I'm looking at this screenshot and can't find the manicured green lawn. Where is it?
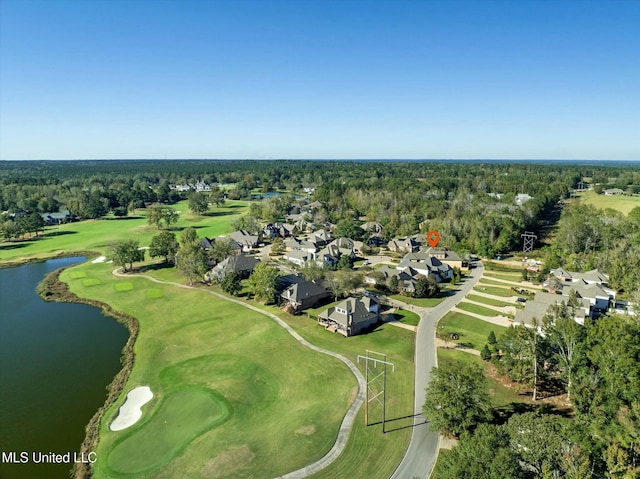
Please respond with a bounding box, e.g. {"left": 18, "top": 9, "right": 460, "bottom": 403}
{"left": 474, "top": 285, "right": 514, "bottom": 297}
{"left": 107, "top": 388, "right": 230, "bottom": 475}
{"left": 254, "top": 305, "right": 415, "bottom": 479}
{"left": 457, "top": 301, "right": 501, "bottom": 317}
{"left": 389, "top": 291, "right": 451, "bottom": 307}
{"left": 146, "top": 266, "right": 415, "bottom": 479}
{"left": 393, "top": 308, "right": 420, "bottom": 326}
{"left": 62, "top": 261, "right": 355, "bottom": 479}
{"left": 478, "top": 277, "right": 519, "bottom": 287}
{"left": 0, "top": 200, "right": 248, "bottom": 263}
{"left": 576, "top": 190, "right": 640, "bottom": 215}
{"left": 465, "top": 294, "right": 512, "bottom": 308}
{"left": 437, "top": 312, "right": 506, "bottom": 350}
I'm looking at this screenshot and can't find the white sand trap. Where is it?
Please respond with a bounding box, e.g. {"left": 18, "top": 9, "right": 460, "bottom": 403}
{"left": 110, "top": 386, "right": 153, "bottom": 431}
{"left": 92, "top": 256, "right": 106, "bottom": 263}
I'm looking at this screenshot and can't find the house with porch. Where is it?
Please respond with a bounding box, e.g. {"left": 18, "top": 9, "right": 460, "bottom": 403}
{"left": 280, "top": 280, "right": 331, "bottom": 312}
{"left": 318, "top": 296, "right": 381, "bottom": 337}
{"left": 206, "top": 255, "right": 259, "bottom": 281}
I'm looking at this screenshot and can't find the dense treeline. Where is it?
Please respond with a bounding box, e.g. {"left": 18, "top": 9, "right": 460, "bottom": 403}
{"left": 431, "top": 311, "right": 640, "bottom": 479}
{"left": 2, "top": 160, "right": 639, "bottom": 255}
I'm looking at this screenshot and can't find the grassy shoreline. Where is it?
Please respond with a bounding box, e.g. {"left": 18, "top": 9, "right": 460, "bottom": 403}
{"left": 37, "top": 264, "right": 139, "bottom": 479}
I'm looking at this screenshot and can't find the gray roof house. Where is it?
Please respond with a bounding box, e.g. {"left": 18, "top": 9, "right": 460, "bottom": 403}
{"left": 281, "top": 280, "right": 331, "bottom": 311}
{"left": 207, "top": 255, "right": 260, "bottom": 281}
{"left": 284, "top": 249, "right": 314, "bottom": 267}
{"left": 40, "top": 210, "right": 72, "bottom": 225}
{"left": 515, "top": 292, "right": 592, "bottom": 329}
{"left": 318, "top": 296, "right": 381, "bottom": 337}
{"left": 397, "top": 250, "right": 452, "bottom": 282}
{"left": 228, "top": 230, "right": 260, "bottom": 251}
{"left": 387, "top": 237, "right": 420, "bottom": 253}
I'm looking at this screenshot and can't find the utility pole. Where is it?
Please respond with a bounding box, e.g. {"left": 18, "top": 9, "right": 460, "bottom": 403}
{"left": 521, "top": 231, "right": 537, "bottom": 253}
{"left": 357, "top": 350, "right": 395, "bottom": 432}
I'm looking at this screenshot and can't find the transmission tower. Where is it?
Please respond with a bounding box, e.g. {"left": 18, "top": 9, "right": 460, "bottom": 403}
{"left": 357, "top": 350, "right": 395, "bottom": 432}
{"left": 521, "top": 231, "right": 537, "bottom": 253}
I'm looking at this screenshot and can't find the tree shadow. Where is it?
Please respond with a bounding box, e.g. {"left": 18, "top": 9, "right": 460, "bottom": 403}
{"left": 44, "top": 230, "right": 78, "bottom": 238}
{"left": 202, "top": 210, "right": 239, "bottom": 218}
{"left": 0, "top": 243, "right": 27, "bottom": 251}
{"left": 139, "top": 262, "right": 174, "bottom": 273}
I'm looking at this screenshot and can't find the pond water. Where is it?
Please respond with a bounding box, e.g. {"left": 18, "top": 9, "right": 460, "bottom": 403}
{"left": 0, "top": 257, "right": 129, "bottom": 479}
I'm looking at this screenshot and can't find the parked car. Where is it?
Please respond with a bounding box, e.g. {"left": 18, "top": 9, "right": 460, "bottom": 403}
{"left": 517, "top": 297, "right": 527, "bottom": 303}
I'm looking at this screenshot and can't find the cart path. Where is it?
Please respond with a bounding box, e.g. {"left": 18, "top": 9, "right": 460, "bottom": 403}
{"left": 112, "top": 268, "right": 365, "bottom": 479}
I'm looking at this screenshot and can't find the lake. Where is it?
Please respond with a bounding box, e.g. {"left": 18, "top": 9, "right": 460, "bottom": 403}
{"left": 0, "top": 257, "right": 129, "bottom": 479}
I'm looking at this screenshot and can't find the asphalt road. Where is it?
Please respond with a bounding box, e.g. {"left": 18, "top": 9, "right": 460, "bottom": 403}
{"left": 390, "top": 261, "right": 485, "bottom": 479}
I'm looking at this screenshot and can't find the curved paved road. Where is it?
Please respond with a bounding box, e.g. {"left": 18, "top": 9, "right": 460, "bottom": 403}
{"left": 112, "top": 269, "right": 365, "bottom": 479}
{"left": 390, "top": 262, "right": 484, "bottom": 479}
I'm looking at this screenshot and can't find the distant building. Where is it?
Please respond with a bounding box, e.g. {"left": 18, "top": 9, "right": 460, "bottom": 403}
{"left": 515, "top": 194, "right": 533, "bottom": 206}
{"left": 604, "top": 188, "right": 624, "bottom": 196}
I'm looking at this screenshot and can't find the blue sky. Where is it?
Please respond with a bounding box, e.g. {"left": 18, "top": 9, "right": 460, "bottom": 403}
{"left": 1, "top": 0, "right": 639, "bottom": 160}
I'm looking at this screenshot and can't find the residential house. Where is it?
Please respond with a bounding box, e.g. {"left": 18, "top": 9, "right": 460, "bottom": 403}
{"left": 284, "top": 237, "right": 318, "bottom": 253}
{"left": 515, "top": 292, "right": 591, "bottom": 330}
{"left": 206, "top": 255, "right": 259, "bottom": 281}
{"left": 263, "top": 222, "right": 293, "bottom": 239}
{"left": 200, "top": 237, "right": 215, "bottom": 252}
{"left": 280, "top": 280, "right": 331, "bottom": 311}
{"left": 361, "top": 221, "right": 383, "bottom": 234}
{"left": 40, "top": 210, "right": 72, "bottom": 225}
{"left": 397, "top": 250, "right": 452, "bottom": 282}
{"left": 604, "top": 188, "right": 624, "bottom": 196}
{"left": 318, "top": 296, "right": 381, "bottom": 337}
{"left": 387, "top": 237, "right": 419, "bottom": 253}
{"left": 425, "top": 247, "right": 463, "bottom": 270}
{"left": 284, "top": 249, "right": 314, "bottom": 267}
{"left": 228, "top": 230, "right": 260, "bottom": 252}
{"left": 515, "top": 194, "right": 533, "bottom": 206}
{"left": 309, "top": 229, "right": 333, "bottom": 246}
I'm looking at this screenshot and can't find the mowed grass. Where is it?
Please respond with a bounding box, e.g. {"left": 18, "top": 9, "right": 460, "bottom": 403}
{"left": 474, "top": 285, "right": 515, "bottom": 297}
{"left": 457, "top": 301, "right": 501, "bottom": 317}
{"left": 465, "top": 294, "right": 512, "bottom": 308}
{"left": 575, "top": 190, "right": 640, "bottom": 215}
{"left": 483, "top": 271, "right": 524, "bottom": 282}
{"left": 393, "top": 308, "right": 421, "bottom": 326}
{"left": 62, "top": 261, "right": 356, "bottom": 479}
{"left": 248, "top": 302, "right": 415, "bottom": 479}
{"left": 0, "top": 200, "right": 248, "bottom": 263}
{"left": 438, "top": 311, "right": 506, "bottom": 350}
{"left": 107, "top": 388, "right": 230, "bottom": 475}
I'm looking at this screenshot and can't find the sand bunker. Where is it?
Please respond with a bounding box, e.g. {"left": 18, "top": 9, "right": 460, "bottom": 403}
{"left": 110, "top": 386, "right": 153, "bottom": 431}
{"left": 92, "top": 256, "right": 106, "bottom": 263}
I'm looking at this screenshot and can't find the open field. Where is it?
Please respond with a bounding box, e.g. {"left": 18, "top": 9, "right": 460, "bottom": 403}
{"left": 0, "top": 200, "right": 248, "bottom": 263}
{"left": 62, "top": 261, "right": 356, "bottom": 479}
{"left": 437, "top": 311, "right": 507, "bottom": 350}
{"left": 574, "top": 190, "right": 640, "bottom": 215}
